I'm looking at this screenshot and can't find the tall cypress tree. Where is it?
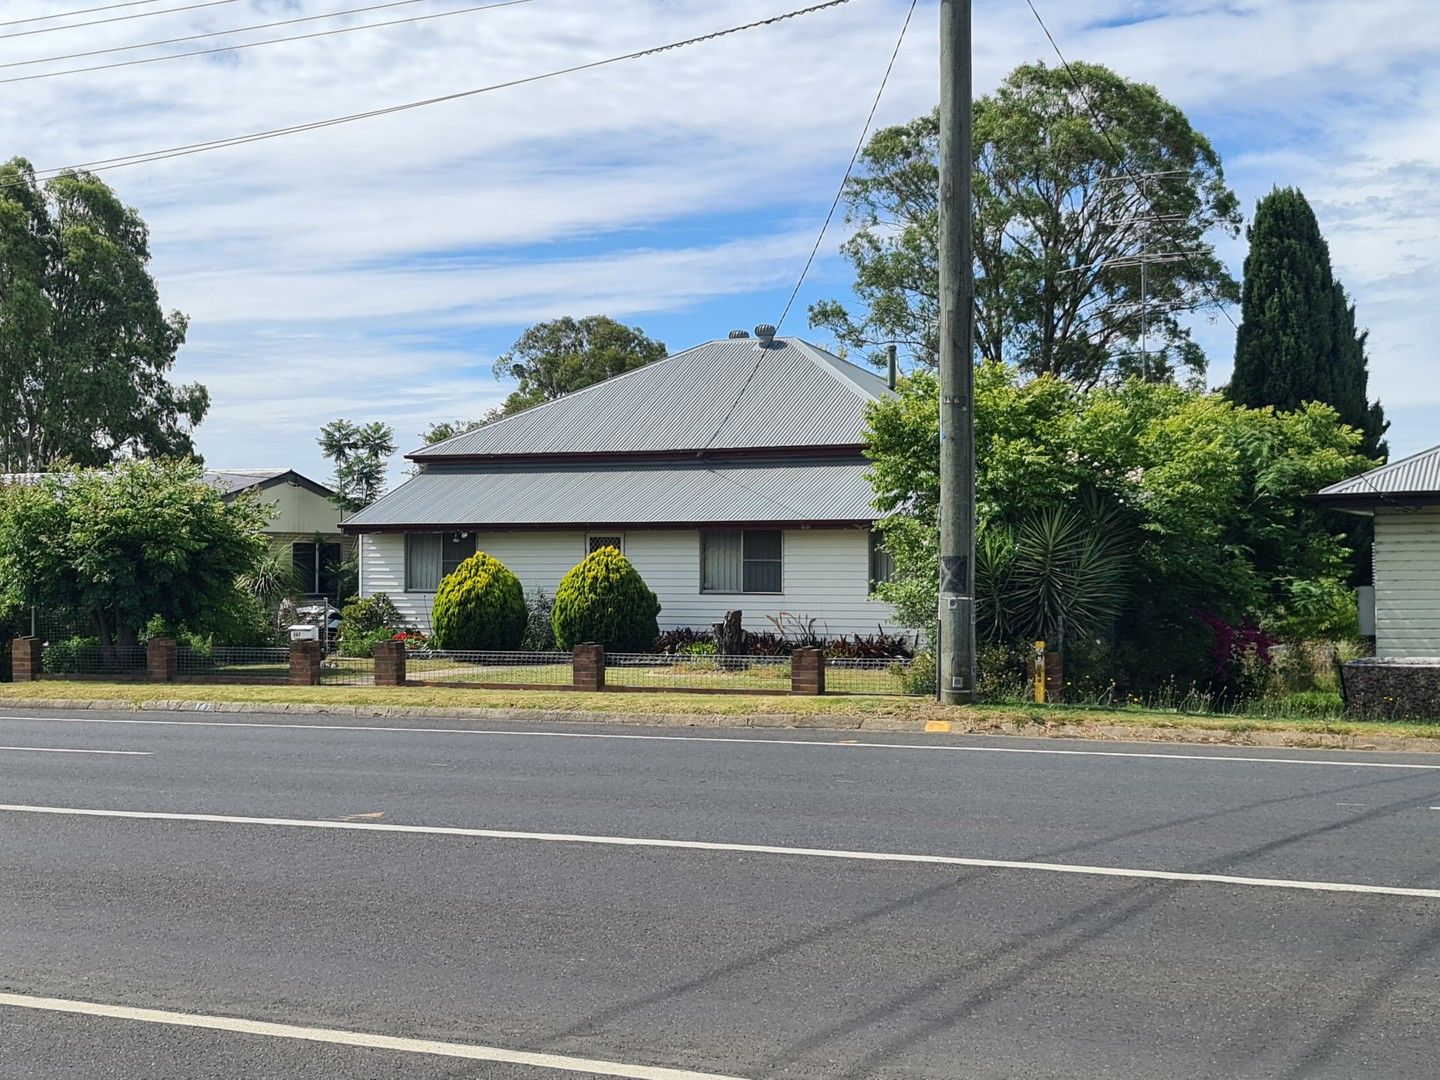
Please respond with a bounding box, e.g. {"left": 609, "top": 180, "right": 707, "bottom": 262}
{"left": 1229, "top": 187, "right": 1387, "bottom": 459}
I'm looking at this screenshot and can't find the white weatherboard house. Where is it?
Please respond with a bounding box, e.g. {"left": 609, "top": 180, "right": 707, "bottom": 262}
{"left": 1316, "top": 445, "right": 1440, "bottom": 657}
{"left": 343, "top": 330, "right": 899, "bottom": 637}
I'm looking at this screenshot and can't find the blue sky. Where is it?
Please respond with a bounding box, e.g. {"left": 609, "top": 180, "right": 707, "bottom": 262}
{"left": 2, "top": 0, "right": 1436, "bottom": 484}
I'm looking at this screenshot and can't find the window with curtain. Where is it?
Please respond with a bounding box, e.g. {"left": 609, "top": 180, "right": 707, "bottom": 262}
{"left": 405, "top": 532, "right": 475, "bottom": 591}
{"left": 869, "top": 530, "right": 895, "bottom": 594}
{"left": 701, "top": 529, "right": 782, "bottom": 593}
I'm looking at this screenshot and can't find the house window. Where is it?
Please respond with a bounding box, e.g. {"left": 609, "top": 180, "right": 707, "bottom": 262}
{"left": 405, "top": 531, "right": 476, "bottom": 592}
{"left": 587, "top": 534, "right": 624, "bottom": 556}
{"left": 292, "top": 540, "right": 343, "bottom": 600}
{"left": 869, "top": 530, "right": 895, "bottom": 594}
{"left": 701, "top": 529, "right": 783, "bottom": 594}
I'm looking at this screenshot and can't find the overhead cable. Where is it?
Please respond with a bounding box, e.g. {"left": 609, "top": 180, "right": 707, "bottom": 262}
{"left": 14, "top": 0, "right": 855, "bottom": 183}
{"left": 775, "top": 0, "right": 915, "bottom": 331}
{"left": 1, "top": 0, "right": 537, "bottom": 82}
{"left": 0, "top": 0, "right": 243, "bottom": 41}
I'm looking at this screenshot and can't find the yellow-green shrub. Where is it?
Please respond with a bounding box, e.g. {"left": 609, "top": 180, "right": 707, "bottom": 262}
{"left": 431, "top": 552, "right": 526, "bottom": 650}
{"left": 551, "top": 547, "right": 660, "bottom": 652}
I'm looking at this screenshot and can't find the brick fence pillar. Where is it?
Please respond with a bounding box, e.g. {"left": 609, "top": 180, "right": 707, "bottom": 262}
{"left": 792, "top": 647, "right": 825, "bottom": 695}
{"left": 290, "top": 639, "right": 323, "bottom": 686}
{"left": 373, "top": 639, "right": 406, "bottom": 687}
{"left": 573, "top": 643, "right": 605, "bottom": 692}
{"left": 11, "top": 636, "right": 43, "bottom": 682}
{"left": 147, "top": 637, "right": 177, "bottom": 683}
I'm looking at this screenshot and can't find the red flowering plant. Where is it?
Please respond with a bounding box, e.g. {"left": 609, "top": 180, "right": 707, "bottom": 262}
{"left": 1196, "top": 610, "right": 1275, "bottom": 701}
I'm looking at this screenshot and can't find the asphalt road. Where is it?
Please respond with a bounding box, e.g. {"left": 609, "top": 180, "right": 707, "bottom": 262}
{"left": 2, "top": 707, "right": 1440, "bottom": 1078}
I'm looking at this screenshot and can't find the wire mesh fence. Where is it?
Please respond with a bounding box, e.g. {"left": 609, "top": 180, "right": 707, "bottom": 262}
{"left": 320, "top": 654, "right": 374, "bottom": 686}
{"left": 405, "top": 650, "right": 573, "bottom": 687}
{"left": 606, "top": 653, "right": 793, "bottom": 693}
{"left": 176, "top": 646, "right": 291, "bottom": 682}
{"left": 824, "top": 656, "right": 918, "bottom": 696}
{"left": 41, "top": 642, "right": 147, "bottom": 677}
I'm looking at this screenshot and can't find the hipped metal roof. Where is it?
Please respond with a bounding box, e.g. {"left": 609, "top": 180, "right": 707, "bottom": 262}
{"left": 342, "top": 460, "right": 878, "bottom": 530}
{"left": 410, "top": 336, "right": 890, "bottom": 460}
{"left": 1315, "top": 444, "right": 1440, "bottom": 509}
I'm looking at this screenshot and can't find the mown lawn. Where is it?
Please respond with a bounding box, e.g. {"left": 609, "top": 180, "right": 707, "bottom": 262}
{"left": 3, "top": 679, "right": 1440, "bottom": 744}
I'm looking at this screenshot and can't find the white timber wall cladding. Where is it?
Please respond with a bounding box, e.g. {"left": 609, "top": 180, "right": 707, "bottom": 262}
{"left": 1373, "top": 508, "right": 1440, "bottom": 658}
{"left": 359, "top": 528, "right": 898, "bottom": 637}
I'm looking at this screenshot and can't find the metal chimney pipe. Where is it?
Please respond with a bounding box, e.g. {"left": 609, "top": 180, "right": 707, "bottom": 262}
{"left": 886, "top": 344, "right": 898, "bottom": 390}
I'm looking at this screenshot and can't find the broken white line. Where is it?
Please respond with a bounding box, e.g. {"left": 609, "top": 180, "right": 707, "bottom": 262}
{"left": 3, "top": 803, "right": 1439, "bottom": 901}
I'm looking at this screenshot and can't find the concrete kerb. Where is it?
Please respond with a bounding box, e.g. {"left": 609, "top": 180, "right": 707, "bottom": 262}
{"left": 1, "top": 696, "right": 1439, "bottom": 752}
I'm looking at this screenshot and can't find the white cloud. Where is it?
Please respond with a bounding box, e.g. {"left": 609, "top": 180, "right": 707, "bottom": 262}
{"left": 2, "top": 0, "right": 1436, "bottom": 480}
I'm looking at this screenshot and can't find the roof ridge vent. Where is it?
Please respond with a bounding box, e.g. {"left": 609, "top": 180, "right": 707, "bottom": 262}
{"left": 728, "top": 329, "right": 750, "bottom": 338}
{"left": 753, "top": 324, "right": 777, "bottom": 348}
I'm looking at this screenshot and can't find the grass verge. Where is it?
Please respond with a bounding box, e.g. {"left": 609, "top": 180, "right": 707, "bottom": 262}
{"left": 3, "top": 680, "right": 1440, "bottom": 745}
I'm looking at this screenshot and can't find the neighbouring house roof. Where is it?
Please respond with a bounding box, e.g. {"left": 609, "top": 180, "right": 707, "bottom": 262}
{"left": 342, "top": 459, "right": 878, "bottom": 531}
{"left": 410, "top": 335, "right": 891, "bottom": 461}
{"left": 0, "top": 468, "right": 334, "bottom": 500}
{"left": 204, "top": 469, "right": 335, "bottom": 500}
{"left": 1315, "top": 445, "right": 1440, "bottom": 511}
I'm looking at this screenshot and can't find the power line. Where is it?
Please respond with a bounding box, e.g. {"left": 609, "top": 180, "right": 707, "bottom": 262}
{"left": 0, "top": 0, "right": 163, "bottom": 29}
{"left": 0, "top": 0, "right": 243, "bottom": 41}
{"left": 775, "top": 0, "right": 916, "bottom": 332}
{"left": 0, "top": 0, "right": 537, "bottom": 83}
{"left": 2, "top": 0, "right": 436, "bottom": 69}
{"left": 8, "top": 0, "right": 855, "bottom": 187}
{"left": 1020, "top": 0, "right": 1240, "bottom": 335}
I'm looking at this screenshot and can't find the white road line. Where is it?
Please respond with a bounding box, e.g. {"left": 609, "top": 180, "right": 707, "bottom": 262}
{"left": 2, "top": 714, "right": 1436, "bottom": 770}
{"left": 3, "top": 803, "right": 1438, "bottom": 900}
{"left": 0, "top": 993, "right": 746, "bottom": 1080}
{"left": 0, "top": 745, "right": 150, "bottom": 756}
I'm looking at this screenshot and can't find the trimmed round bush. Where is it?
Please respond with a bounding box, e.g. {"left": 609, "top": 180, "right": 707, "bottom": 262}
{"left": 430, "top": 551, "right": 527, "bottom": 650}
{"left": 551, "top": 547, "right": 661, "bottom": 652}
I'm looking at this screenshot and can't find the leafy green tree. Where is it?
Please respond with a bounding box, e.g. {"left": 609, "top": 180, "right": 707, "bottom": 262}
{"left": 1228, "top": 187, "right": 1388, "bottom": 459}
{"left": 811, "top": 62, "right": 1242, "bottom": 384}
{"left": 492, "top": 315, "right": 667, "bottom": 416}
{"left": 318, "top": 419, "right": 395, "bottom": 510}
{"left": 421, "top": 419, "right": 487, "bottom": 444}
{"left": 431, "top": 552, "right": 526, "bottom": 650}
{"left": 551, "top": 547, "right": 661, "bottom": 652}
{"left": 867, "top": 366, "right": 1367, "bottom": 687}
{"left": 0, "top": 460, "right": 267, "bottom": 662}
{"left": 0, "top": 158, "right": 206, "bottom": 471}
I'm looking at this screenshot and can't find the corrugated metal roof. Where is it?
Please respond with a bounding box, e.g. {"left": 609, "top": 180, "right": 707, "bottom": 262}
{"left": 204, "top": 469, "right": 294, "bottom": 494}
{"left": 343, "top": 459, "right": 878, "bottom": 529}
{"left": 410, "top": 336, "right": 890, "bottom": 460}
{"left": 1318, "top": 445, "right": 1440, "bottom": 499}
{"left": 1, "top": 469, "right": 331, "bottom": 499}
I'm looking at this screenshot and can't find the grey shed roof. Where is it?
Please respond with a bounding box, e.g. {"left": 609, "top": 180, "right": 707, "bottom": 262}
{"left": 1316, "top": 445, "right": 1440, "bottom": 509}
{"left": 411, "top": 336, "right": 890, "bottom": 460}
{"left": 342, "top": 459, "right": 878, "bottom": 530}
{"left": 205, "top": 469, "right": 334, "bottom": 499}
{"left": 2, "top": 468, "right": 332, "bottom": 499}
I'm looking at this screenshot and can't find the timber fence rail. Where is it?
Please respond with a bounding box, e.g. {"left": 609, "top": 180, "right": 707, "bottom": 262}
{"left": 8, "top": 636, "right": 919, "bottom": 697}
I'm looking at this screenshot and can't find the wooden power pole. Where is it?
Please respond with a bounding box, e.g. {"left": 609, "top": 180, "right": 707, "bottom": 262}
{"left": 937, "top": 0, "right": 976, "bottom": 704}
